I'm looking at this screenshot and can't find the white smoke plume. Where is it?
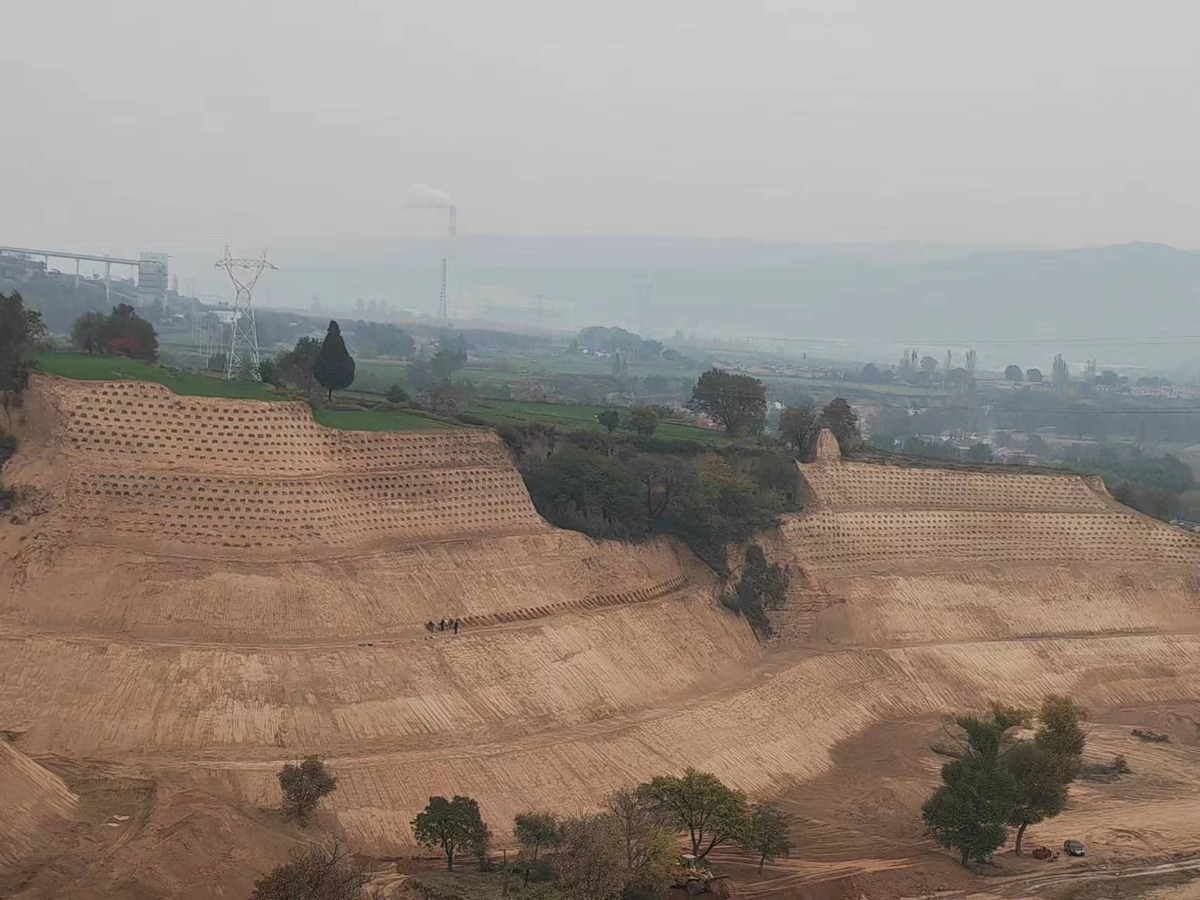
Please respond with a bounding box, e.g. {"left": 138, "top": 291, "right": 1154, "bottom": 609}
{"left": 405, "top": 182, "right": 455, "bottom": 209}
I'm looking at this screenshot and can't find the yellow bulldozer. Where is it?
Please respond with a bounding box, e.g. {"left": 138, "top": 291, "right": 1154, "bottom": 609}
{"left": 672, "top": 855, "right": 735, "bottom": 897}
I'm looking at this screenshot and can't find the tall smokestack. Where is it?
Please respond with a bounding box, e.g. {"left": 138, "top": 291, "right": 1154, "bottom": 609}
{"left": 405, "top": 183, "right": 456, "bottom": 323}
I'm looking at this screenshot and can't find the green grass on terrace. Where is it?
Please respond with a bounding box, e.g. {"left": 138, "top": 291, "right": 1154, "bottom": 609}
{"left": 34, "top": 351, "right": 281, "bottom": 400}
{"left": 34, "top": 351, "right": 459, "bottom": 433}
{"left": 463, "top": 399, "right": 721, "bottom": 442}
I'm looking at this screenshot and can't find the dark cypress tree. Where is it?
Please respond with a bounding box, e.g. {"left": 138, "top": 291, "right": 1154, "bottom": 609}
{"left": 313, "top": 320, "right": 356, "bottom": 400}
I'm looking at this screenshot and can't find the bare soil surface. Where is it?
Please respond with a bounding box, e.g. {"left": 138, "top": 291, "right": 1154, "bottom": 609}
{"left": 2, "top": 380, "right": 1199, "bottom": 898}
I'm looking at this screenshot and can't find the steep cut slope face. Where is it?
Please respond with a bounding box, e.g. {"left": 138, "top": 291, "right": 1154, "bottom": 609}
{"left": 0, "top": 741, "right": 77, "bottom": 874}
{"left": 19, "top": 378, "right": 545, "bottom": 553}
{"left": 775, "top": 435, "right": 1200, "bottom": 646}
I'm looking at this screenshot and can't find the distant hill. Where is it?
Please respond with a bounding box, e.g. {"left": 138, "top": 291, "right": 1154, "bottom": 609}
{"left": 12, "top": 236, "right": 1194, "bottom": 371}
{"left": 265, "top": 238, "right": 1198, "bottom": 370}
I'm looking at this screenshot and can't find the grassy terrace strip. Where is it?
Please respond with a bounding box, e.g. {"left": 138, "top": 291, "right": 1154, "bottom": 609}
{"left": 34, "top": 351, "right": 282, "bottom": 401}
{"left": 33, "top": 351, "right": 460, "bottom": 432}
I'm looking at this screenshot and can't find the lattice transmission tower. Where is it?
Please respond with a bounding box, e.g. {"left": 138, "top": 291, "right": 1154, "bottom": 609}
{"left": 215, "top": 247, "right": 278, "bottom": 380}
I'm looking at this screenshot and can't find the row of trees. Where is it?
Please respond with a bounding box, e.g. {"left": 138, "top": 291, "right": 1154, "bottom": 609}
{"left": 261, "top": 321, "right": 357, "bottom": 399}
{"left": 688, "top": 368, "right": 862, "bottom": 454}
{"left": 261, "top": 760, "right": 789, "bottom": 900}
{"left": 598, "top": 406, "right": 663, "bottom": 437}
{"left": 263, "top": 328, "right": 475, "bottom": 403}
{"left": 778, "top": 398, "right": 859, "bottom": 457}
{"left": 922, "top": 696, "right": 1087, "bottom": 864}
{"left": 413, "top": 769, "right": 790, "bottom": 895}
{"left": 1, "top": 292, "right": 45, "bottom": 413}
{"left": 0, "top": 293, "right": 46, "bottom": 508}
{"left": 71, "top": 304, "right": 160, "bottom": 363}
{"left": 520, "top": 438, "right": 797, "bottom": 573}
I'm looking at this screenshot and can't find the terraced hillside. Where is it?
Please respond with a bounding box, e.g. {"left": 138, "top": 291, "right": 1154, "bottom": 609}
{"left": 2, "top": 377, "right": 1199, "bottom": 898}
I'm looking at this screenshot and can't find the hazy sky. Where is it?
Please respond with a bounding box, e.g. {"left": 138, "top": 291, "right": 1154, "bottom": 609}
{"left": 5, "top": 0, "right": 1200, "bottom": 258}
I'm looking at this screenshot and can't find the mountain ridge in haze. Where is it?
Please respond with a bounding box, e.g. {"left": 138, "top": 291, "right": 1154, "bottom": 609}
{"left": 259, "top": 238, "right": 1197, "bottom": 366}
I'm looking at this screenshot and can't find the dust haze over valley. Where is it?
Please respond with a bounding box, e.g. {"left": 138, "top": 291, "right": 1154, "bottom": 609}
{"left": 4, "top": 3, "right": 1200, "bottom": 900}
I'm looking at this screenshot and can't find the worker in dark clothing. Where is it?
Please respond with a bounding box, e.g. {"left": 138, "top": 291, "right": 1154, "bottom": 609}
{"left": 438, "top": 619, "right": 445, "bottom": 631}
{"left": 453, "top": 619, "right": 460, "bottom": 634}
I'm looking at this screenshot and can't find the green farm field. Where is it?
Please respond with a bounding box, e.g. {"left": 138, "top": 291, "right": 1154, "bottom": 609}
{"left": 463, "top": 399, "right": 721, "bottom": 442}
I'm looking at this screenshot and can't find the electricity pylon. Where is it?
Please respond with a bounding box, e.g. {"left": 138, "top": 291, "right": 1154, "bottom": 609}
{"left": 215, "top": 247, "right": 277, "bottom": 380}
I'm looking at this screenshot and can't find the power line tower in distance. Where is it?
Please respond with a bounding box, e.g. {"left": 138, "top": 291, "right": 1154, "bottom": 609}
{"left": 215, "top": 247, "right": 278, "bottom": 380}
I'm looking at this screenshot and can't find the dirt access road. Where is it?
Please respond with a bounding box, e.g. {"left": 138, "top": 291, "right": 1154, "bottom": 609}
{"left": 992, "top": 856, "right": 1200, "bottom": 897}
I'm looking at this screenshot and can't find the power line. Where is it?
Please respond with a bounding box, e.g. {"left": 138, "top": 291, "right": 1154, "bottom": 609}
{"left": 992, "top": 407, "right": 1200, "bottom": 415}
{"left": 712, "top": 334, "right": 1200, "bottom": 347}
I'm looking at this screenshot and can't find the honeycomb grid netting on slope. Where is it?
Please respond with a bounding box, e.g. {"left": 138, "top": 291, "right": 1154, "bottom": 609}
{"left": 22, "top": 377, "right": 548, "bottom": 551}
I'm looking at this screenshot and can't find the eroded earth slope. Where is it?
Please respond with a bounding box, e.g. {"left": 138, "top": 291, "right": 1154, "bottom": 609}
{"left": 2, "top": 379, "right": 1198, "bottom": 898}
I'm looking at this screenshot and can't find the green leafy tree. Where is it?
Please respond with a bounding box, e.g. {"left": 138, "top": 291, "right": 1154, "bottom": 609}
{"left": 640, "top": 768, "right": 748, "bottom": 859}
{"left": 1034, "top": 695, "right": 1087, "bottom": 783}
{"left": 779, "top": 403, "right": 818, "bottom": 456}
{"left": 966, "top": 442, "right": 993, "bottom": 463}
{"left": 920, "top": 355, "right": 939, "bottom": 373}
{"left": 597, "top": 409, "right": 621, "bottom": 434}
{"left": 277, "top": 756, "right": 337, "bottom": 825}
{"left": 724, "top": 543, "right": 789, "bottom": 639}
{"left": 1051, "top": 354, "right": 1069, "bottom": 390}
{"left": 689, "top": 369, "right": 766, "bottom": 436}
{"left": 109, "top": 304, "right": 159, "bottom": 361}
{"left": 741, "top": 803, "right": 792, "bottom": 873}
{"left": 554, "top": 813, "right": 627, "bottom": 900}
{"left": 71, "top": 310, "right": 106, "bottom": 354}
{"left": 257, "top": 358, "right": 279, "bottom": 387}
{"left": 69, "top": 304, "right": 157, "bottom": 362}
{"left": 1004, "top": 741, "right": 1067, "bottom": 854}
{"left": 1004, "top": 364, "right": 1023, "bottom": 382}
{"left": 514, "top": 811, "right": 561, "bottom": 863}
{"left": 668, "top": 455, "right": 788, "bottom": 573}
{"left": 629, "top": 405, "right": 660, "bottom": 436}
{"left": 1026, "top": 367, "right": 1044, "bottom": 383}
{"left": 632, "top": 454, "right": 687, "bottom": 528}
{"left": 385, "top": 383, "right": 410, "bottom": 405}
{"left": 606, "top": 787, "right": 675, "bottom": 890}
{"left": 521, "top": 446, "right": 648, "bottom": 541}
{"left": 921, "top": 763, "right": 1013, "bottom": 865}
{"left": 250, "top": 843, "right": 370, "bottom": 900}
{"left": 0, "top": 292, "right": 46, "bottom": 410}
{"left": 429, "top": 333, "right": 468, "bottom": 382}
{"left": 412, "top": 795, "right": 488, "bottom": 871}
{"left": 818, "top": 398, "right": 860, "bottom": 453}
{"left": 314, "top": 321, "right": 356, "bottom": 400}
{"left": 275, "top": 336, "right": 322, "bottom": 395}
{"left": 922, "top": 707, "right": 1021, "bottom": 864}
{"left": 469, "top": 816, "right": 493, "bottom": 872}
